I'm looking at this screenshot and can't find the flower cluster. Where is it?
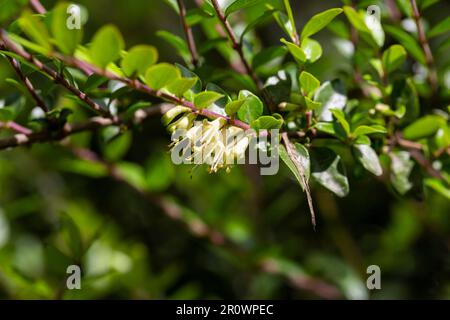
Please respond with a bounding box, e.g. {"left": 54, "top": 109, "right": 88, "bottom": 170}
{"left": 163, "top": 106, "right": 251, "bottom": 173}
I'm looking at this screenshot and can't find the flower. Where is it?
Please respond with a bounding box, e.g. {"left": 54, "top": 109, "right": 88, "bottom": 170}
{"left": 168, "top": 116, "right": 251, "bottom": 173}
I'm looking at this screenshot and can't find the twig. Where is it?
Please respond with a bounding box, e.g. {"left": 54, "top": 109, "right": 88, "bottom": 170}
{"left": 1, "top": 46, "right": 49, "bottom": 112}
{"left": 410, "top": 0, "right": 438, "bottom": 91}
{"left": 0, "top": 30, "right": 114, "bottom": 119}
{"left": 0, "top": 121, "right": 33, "bottom": 135}
{"left": 0, "top": 104, "right": 172, "bottom": 151}
{"left": 210, "top": 0, "right": 274, "bottom": 112}
{"left": 29, "top": 0, "right": 46, "bottom": 14}
{"left": 176, "top": 0, "right": 200, "bottom": 67}
{"left": 394, "top": 133, "right": 443, "bottom": 180}
{"left": 53, "top": 51, "right": 252, "bottom": 130}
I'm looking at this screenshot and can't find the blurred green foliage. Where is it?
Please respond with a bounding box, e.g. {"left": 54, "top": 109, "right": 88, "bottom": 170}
{"left": 0, "top": 0, "right": 449, "bottom": 300}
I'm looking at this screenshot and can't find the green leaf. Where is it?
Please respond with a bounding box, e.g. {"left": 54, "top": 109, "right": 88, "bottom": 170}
{"left": 390, "top": 151, "right": 414, "bottom": 195}
{"left": 116, "top": 162, "right": 148, "bottom": 192}
{"left": 90, "top": 25, "right": 124, "bottom": 69}
{"left": 428, "top": 16, "right": 450, "bottom": 38}
{"left": 225, "top": 99, "right": 246, "bottom": 116}
{"left": 353, "top": 125, "right": 387, "bottom": 137}
{"left": 283, "top": 0, "right": 298, "bottom": 42}
{"left": 0, "top": 0, "right": 28, "bottom": 24}
{"left": 156, "top": 30, "right": 190, "bottom": 62}
{"left": 301, "top": 8, "right": 343, "bottom": 39}
{"left": 279, "top": 143, "right": 310, "bottom": 191}
{"left": 311, "top": 148, "right": 349, "bottom": 197}
{"left": 18, "top": 11, "right": 51, "bottom": 52}
{"left": 402, "top": 115, "right": 445, "bottom": 140}
{"left": 146, "top": 151, "right": 175, "bottom": 192}
{"left": 280, "top": 38, "right": 306, "bottom": 63}
{"left": 385, "top": 25, "right": 427, "bottom": 65}
{"left": 240, "top": 9, "right": 277, "bottom": 42}
{"left": 237, "top": 90, "right": 263, "bottom": 123}
{"left": 424, "top": 178, "right": 450, "bottom": 200}
{"left": 252, "top": 46, "right": 287, "bottom": 72}
{"left": 193, "top": 91, "right": 224, "bottom": 109}
{"left": 353, "top": 144, "right": 383, "bottom": 176}
{"left": 165, "top": 78, "right": 198, "bottom": 97}
{"left": 343, "top": 6, "right": 368, "bottom": 31}
{"left": 0, "top": 108, "right": 15, "bottom": 121}
{"left": 304, "top": 96, "right": 321, "bottom": 110}
{"left": 121, "top": 45, "right": 158, "bottom": 77}
{"left": 301, "top": 38, "right": 322, "bottom": 63}
{"left": 102, "top": 132, "right": 132, "bottom": 162}
{"left": 251, "top": 115, "right": 284, "bottom": 130}
{"left": 145, "top": 63, "right": 181, "bottom": 90}
{"left": 299, "top": 71, "right": 320, "bottom": 97}
{"left": 382, "top": 44, "right": 407, "bottom": 73}
{"left": 364, "top": 8, "right": 384, "bottom": 47}
{"left": 225, "top": 0, "right": 265, "bottom": 17}
{"left": 343, "top": 6, "right": 377, "bottom": 47}
{"left": 314, "top": 122, "right": 336, "bottom": 135}
{"left": 51, "top": 3, "right": 83, "bottom": 55}
{"left": 314, "top": 80, "right": 347, "bottom": 121}
{"left": 331, "top": 109, "right": 350, "bottom": 136}
{"left": 272, "top": 10, "right": 296, "bottom": 41}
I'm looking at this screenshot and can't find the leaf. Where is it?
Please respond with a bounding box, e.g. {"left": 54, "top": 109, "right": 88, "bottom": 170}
{"left": 390, "top": 151, "right": 414, "bottom": 195}
{"left": 146, "top": 151, "right": 175, "bottom": 192}
{"left": 121, "top": 45, "right": 158, "bottom": 77}
{"left": 343, "top": 6, "right": 377, "bottom": 47}
{"left": 384, "top": 25, "right": 427, "bottom": 65}
{"left": 402, "top": 115, "right": 445, "bottom": 140}
{"left": 283, "top": 0, "right": 298, "bottom": 42}
{"left": 251, "top": 115, "right": 284, "bottom": 130}
{"left": 428, "top": 16, "right": 450, "bottom": 38}
{"left": 116, "top": 162, "right": 148, "bottom": 192}
{"left": 272, "top": 10, "right": 296, "bottom": 41}
{"left": 424, "top": 178, "right": 450, "bottom": 200}
{"left": 353, "top": 125, "right": 387, "bottom": 137}
{"left": 163, "top": 0, "right": 179, "bottom": 13}
{"left": 311, "top": 148, "right": 350, "bottom": 198}
{"left": 51, "top": 3, "right": 83, "bottom": 55}
{"left": 300, "top": 71, "right": 320, "bottom": 97}
{"left": 237, "top": 90, "right": 263, "bottom": 123}
{"left": 18, "top": 11, "right": 51, "bottom": 52}
{"left": 240, "top": 9, "right": 277, "bottom": 42}
{"left": 353, "top": 144, "right": 383, "bottom": 176}
{"left": 314, "top": 80, "right": 347, "bottom": 122}
{"left": 382, "top": 44, "right": 407, "bottom": 73}
{"left": 301, "top": 38, "right": 323, "bottom": 63}
{"left": 301, "top": 8, "right": 343, "bottom": 39}
{"left": 225, "top": 0, "right": 265, "bottom": 17}
{"left": 252, "top": 46, "right": 287, "bottom": 71}
{"left": 0, "top": 0, "right": 28, "bottom": 24}
{"left": 304, "top": 96, "right": 321, "bottom": 110}
{"left": 364, "top": 8, "right": 384, "bottom": 47}
{"left": 165, "top": 78, "right": 198, "bottom": 97}
{"left": 280, "top": 38, "right": 306, "bottom": 63}
{"left": 225, "top": 99, "right": 246, "bottom": 116}
{"left": 331, "top": 109, "right": 351, "bottom": 137}
{"left": 144, "top": 63, "right": 181, "bottom": 90}
{"left": 280, "top": 141, "right": 315, "bottom": 227}
{"left": 156, "top": 30, "right": 190, "bottom": 62}
{"left": 90, "top": 25, "right": 124, "bottom": 69}
{"left": 102, "top": 132, "right": 132, "bottom": 162}
{"left": 193, "top": 91, "right": 224, "bottom": 109}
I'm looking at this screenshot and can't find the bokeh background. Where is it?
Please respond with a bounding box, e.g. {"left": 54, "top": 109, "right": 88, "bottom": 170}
{"left": 0, "top": 0, "right": 449, "bottom": 299}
